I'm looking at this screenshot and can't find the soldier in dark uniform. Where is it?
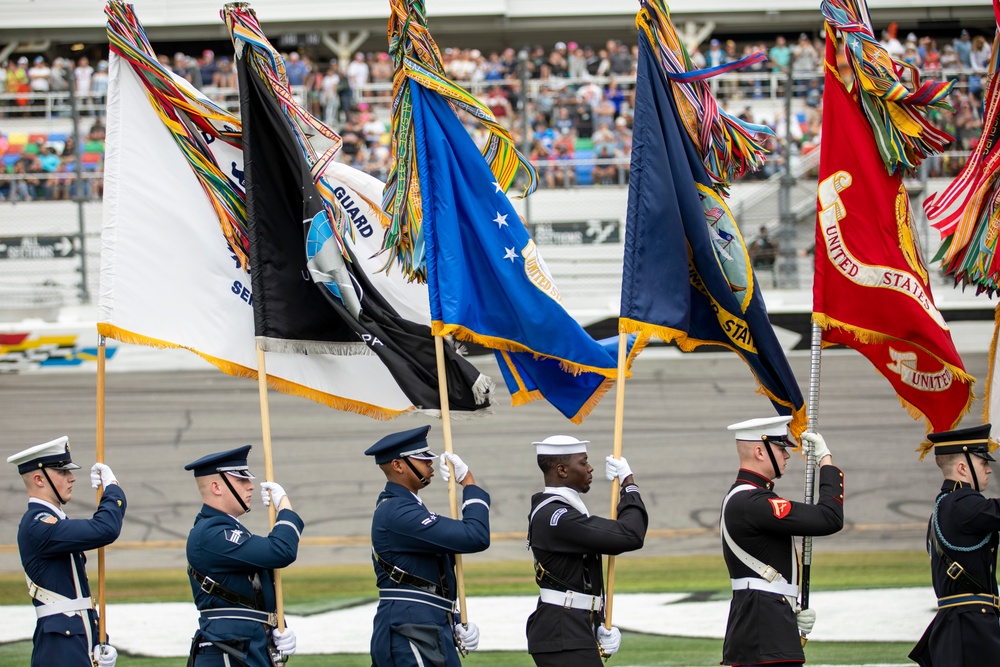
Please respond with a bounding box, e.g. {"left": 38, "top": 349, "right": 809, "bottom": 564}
{"left": 366, "top": 425, "right": 489, "bottom": 667}
{"left": 184, "top": 445, "right": 301, "bottom": 666}
{"left": 721, "top": 416, "right": 844, "bottom": 666}
{"left": 8, "top": 436, "right": 126, "bottom": 667}
{"left": 910, "top": 424, "right": 1000, "bottom": 667}
{"left": 526, "top": 434, "right": 648, "bottom": 666}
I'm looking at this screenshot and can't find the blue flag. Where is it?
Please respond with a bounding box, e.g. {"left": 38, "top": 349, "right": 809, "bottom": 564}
{"left": 621, "top": 32, "right": 806, "bottom": 435}
{"left": 410, "top": 79, "right": 622, "bottom": 422}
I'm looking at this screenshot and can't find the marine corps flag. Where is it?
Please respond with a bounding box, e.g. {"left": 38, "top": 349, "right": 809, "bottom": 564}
{"left": 813, "top": 31, "right": 973, "bottom": 435}
{"left": 620, "top": 27, "right": 806, "bottom": 435}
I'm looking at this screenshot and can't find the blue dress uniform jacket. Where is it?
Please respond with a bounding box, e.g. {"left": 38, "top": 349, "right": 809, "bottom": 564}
{"left": 526, "top": 483, "right": 647, "bottom": 664}
{"left": 18, "top": 485, "right": 127, "bottom": 667}
{"left": 721, "top": 467, "right": 844, "bottom": 666}
{"left": 370, "top": 481, "right": 491, "bottom": 667}
{"left": 186, "top": 504, "right": 304, "bottom": 667}
{"left": 910, "top": 480, "right": 1000, "bottom": 667}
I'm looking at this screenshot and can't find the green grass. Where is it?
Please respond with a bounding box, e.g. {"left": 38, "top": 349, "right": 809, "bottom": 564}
{"left": 0, "top": 550, "right": 930, "bottom": 665}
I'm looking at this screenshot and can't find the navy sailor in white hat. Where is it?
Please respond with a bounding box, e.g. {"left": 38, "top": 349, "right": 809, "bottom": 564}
{"left": 525, "top": 435, "right": 648, "bottom": 666}
{"left": 8, "top": 436, "right": 126, "bottom": 667}
{"left": 366, "top": 425, "right": 490, "bottom": 667}
{"left": 720, "top": 417, "right": 844, "bottom": 666}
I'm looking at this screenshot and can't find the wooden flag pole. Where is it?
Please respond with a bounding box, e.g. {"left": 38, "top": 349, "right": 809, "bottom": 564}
{"left": 96, "top": 335, "right": 107, "bottom": 645}
{"left": 800, "top": 321, "right": 822, "bottom": 646}
{"left": 603, "top": 332, "right": 629, "bottom": 630}
{"left": 255, "top": 345, "right": 286, "bottom": 632}
{"left": 434, "top": 335, "right": 468, "bottom": 624}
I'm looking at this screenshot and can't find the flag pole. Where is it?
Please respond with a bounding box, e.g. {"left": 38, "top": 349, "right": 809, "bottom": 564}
{"left": 800, "top": 321, "right": 822, "bottom": 645}
{"left": 255, "top": 345, "right": 285, "bottom": 632}
{"left": 96, "top": 335, "right": 107, "bottom": 645}
{"left": 434, "top": 335, "right": 468, "bottom": 625}
{"left": 603, "top": 332, "right": 629, "bottom": 630}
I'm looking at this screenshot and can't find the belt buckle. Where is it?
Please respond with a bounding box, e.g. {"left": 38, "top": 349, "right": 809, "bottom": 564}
{"left": 761, "top": 566, "right": 779, "bottom": 583}
{"left": 590, "top": 596, "right": 600, "bottom": 612}
{"left": 27, "top": 582, "right": 38, "bottom": 600}
{"left": 268, "top": 612, "right": 278, "bottom": 626}
{"left": 562, "top": 591, "right": 574, "bottom": 609}
{"left": 946, "top": 562, "right": 964, "bottom": 580}
{"left": 200, "top": 576, "right": 218, "bottom": 595}
{"left": 389, "top": 567, "right": 406, "bottom": 584}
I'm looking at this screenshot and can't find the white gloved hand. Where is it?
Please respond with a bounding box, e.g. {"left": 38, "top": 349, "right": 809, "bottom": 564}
{"left": 272, "top": 627, "right": 297, "bottom": 656}
{"left": 260, "top": 482, "right": 287, "bottom": 509}
{"left": 90, "top": 463, "right": 118, "bottom": 489}
{"left": 93, "top": 644, "right": 118, "bottom": 667}
{"left": 801, "top": 432, "right": 831, "bottom": 462}
{"left": 439, "top": 453, "right": 469, "bottom": 483}
{"left": 454, "top": 621, "right": 480, "bottom": 652}
{"left": 796, "top": 607, "right": 816, "bottom": 635}
{"left": 605, "top": 455, "right": 634, "bottom": 483}
{"left": 597, "top": 625, "right": 622, "bottom": 655}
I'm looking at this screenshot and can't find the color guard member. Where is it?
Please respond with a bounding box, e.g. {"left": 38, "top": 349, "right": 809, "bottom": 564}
{"left": 526, "top": 435, "right": 648, "bottom": 666}
{"left": 9, "top": 436, "right": 126, "bottom": 667}
{"left": 721, "top": 416, "right": 844, "bottom": 666}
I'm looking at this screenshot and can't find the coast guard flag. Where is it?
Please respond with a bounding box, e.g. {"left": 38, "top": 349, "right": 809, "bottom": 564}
{"left": 408, "top": 79, "right": 622, "bottom": 422}
{"left": 98, "top": 52, "right": 417, "bottom": 418}
{"left": 813, "top": 36, "right": 973, "bottom": 435}
{"left": 620, "top": 30, "right": 806, "bottom": 435}
{"left": 237, "top": 47, "right": 490, "bottom": 414}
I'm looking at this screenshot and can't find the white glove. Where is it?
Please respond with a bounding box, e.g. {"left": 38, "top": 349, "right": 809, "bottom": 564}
{"left": 605, "top": 455, "right": 633, "bottom": 483}
{"left": 454, "top": 621, "right": 480, "bottom": 652}
{"left": 90, "top": 463, "right": 118, "bottom": 489}
{"left": 801, "top": 432, "right": 831, "bottom": 462}
{"left": 272, "top": 627, "right": 297, "bottom": 656}
{"left": 597, "top": 625, "right": 622, "bottom": 655}
{"left": 93, "top": 644, "right": 118, "bottom": 667}
{"left": 796, "top": 607, "right": 816, "bottom": 635}
{"left": 439, "top": 452, "right": 469, "bottom": 483}
{"left": 260, "top": 482, "right": 287, "bottom": 509}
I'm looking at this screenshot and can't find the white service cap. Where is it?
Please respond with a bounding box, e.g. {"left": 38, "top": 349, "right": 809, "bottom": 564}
{"left": 7, "top": 436, "right": 81, "bottom": 474}
{"left": 532, "top": 435, "right": 589, "bottom": 456}
{"left": 727, "top": 416, "right": 793, "bottom": 443}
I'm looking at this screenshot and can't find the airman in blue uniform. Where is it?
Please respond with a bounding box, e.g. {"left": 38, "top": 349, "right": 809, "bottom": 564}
{"left": 9, "top": 436, "right": 126, "bottom": 667}
{"left": 184, "top": 445, "right": 302, "bottom": 666}
{"left": 366, "top": 425, "right": 490, "bottom": 667}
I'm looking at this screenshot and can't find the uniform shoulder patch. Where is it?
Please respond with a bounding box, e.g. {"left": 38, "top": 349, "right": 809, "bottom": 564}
{"left": 768, "top": 497, "right": 792, "bottom": 519}
{"left": 223, "top": 528, "right": 248, "bottom": 545}
{"left": 421, "top": 512, "right": 438, "bottom": 526}
{"left": 36, "top": 513, "right": 58, "bottom": 525}
{"left": 550, "top": 507, "right": 568, "bottom": 526}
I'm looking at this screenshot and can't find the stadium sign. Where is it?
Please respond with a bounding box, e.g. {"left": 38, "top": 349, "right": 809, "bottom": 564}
{"left": 528, "top": 220, "right": 620, "bottom": 246}
{"left": 0, "top": 235, "right": 81, "bottom": 260}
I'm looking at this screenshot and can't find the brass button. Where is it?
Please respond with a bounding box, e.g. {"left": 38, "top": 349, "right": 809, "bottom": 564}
{"left": 65, "top": 630, "right": 71, "bottom": 635}
{"left": 840, "top": 494, "right": 844, "bottom": 499}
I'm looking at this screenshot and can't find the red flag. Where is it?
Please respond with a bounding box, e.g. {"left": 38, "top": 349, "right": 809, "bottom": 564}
{"left": 813, "top": 37, "right": 974, "bottom": 435}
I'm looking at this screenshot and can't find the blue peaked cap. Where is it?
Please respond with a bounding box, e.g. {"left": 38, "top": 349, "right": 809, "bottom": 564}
{"left": 364, "top": 426, "right": 436, "bottom": 465}
{"left": 184, "top": 445, "right": 256, "bottom": 478}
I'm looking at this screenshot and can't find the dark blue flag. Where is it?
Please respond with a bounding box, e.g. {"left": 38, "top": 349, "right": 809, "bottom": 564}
{"left": 409, "top": 79, "right": 624, "bottom": 422}
{"left": 621, "top": 31, "right": 806, "bottom": 434}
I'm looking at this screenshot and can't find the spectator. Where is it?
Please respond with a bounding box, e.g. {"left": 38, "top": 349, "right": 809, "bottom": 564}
{"left": 567, "top": 45, "right": 588, "bottom": 80}
{"left": 608, "top": 39, "right": 632, "bottom": 75}
{"left": 48, "top": 57, "right": 69, "bottom": 93}
{"left": 199, "top": 50, "right": 218, "bottom": 88}
{"left": 940, "top": 43, "right": 959, "bottom": 71}
{"left": 591, "top": 142, "right": 620, "bottom": 185}
{"left": 211, "top": 57, "right": 237, "bottom": 89}
{"left": 92, "top": 61, "right": 109, "bottom": 113}
{"left": 74, "top": 56, "right": 94, "bottom": 94}
{"left": 173, "top": 52, "right": 202, "bottom": 88}
{"left": 8, "top": 160, "right": 32, "bottom": 202}
{"left": 8, "top": 58, "right": 30, "bottom": 113}
{"left": 552, "top": 106, "right": 575, "bottom": 135}
{"left": 690, "top": 45, "right": 707, "bottom": 69}
{"left": 547, "top": 43, "right": 569, "bottom": 78}
{"left": 485, "top": 85, "right": 513, "bottom": 128}
{"left": 881, "top": 26, "right": 905, "bottom": 59}
{"left": 605, "top": 77, "right": 625, "bottom": 116}
{"left": 971, "top": 34, "right": 992, "bottom": 73}
{"left": 28, "top": 56, "right": 51, "bottom": 95}
{"left": 546, "top": 131, "right": 577, "bottom": 188}
{"left": 346, "top": 51, "right": 370, "bottom": 108}
{"left": 769, "top": 36, "right": 791, "bottom": 72}
{"left": 749, "top": 226, "right": 778, "bottom": 271}
{"left": 707, "top": 39, "right": 727, "bottom": 67}
{"left": 320, "top": 63, "right": 341, "bottom": 126}
{"left": 574, "top": 101, "right": 594, "bottom": 139}
{"left": 793, "top": 33, "right": 819, "bottom": 72}
{"left": 953, "top": 30, "right": 973, "bottom": 70}
{"left": 285, "top": 51, "right": 309, "bottom": 87}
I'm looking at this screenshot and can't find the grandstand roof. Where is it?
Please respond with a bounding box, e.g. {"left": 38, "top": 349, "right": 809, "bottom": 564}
{"left": 1, "top": 1, "right": 993, "bottom": 48}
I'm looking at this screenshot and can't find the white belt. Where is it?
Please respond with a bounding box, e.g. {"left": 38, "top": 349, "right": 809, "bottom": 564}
{"left": 34, "top": 596, "right": 95, "bottom": 619}
{"left": 731, "top": 577, "right": 800, "bottom": 597}
{"left": 539, "top": 588, "right": 604, "bottom": 612}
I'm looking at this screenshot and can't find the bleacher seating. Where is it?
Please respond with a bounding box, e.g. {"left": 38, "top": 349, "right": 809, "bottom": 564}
{"left": 0, "top": 129, "right": 104, "bottom": 179}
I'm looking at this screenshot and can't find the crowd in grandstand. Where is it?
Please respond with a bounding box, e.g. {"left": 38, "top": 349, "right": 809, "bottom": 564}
{"left": 0, "top": 25, "right": 994, "bottom": 200}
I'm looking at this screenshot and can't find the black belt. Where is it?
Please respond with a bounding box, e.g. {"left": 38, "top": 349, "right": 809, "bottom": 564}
{"left": 189, "top": 565, "right": 261, "bottom": 610}
{"left": 929, "top": 530, "right": 988, "bottom": 596}
{"left": 373, "top": 550, "right": 446, "bottom": 598}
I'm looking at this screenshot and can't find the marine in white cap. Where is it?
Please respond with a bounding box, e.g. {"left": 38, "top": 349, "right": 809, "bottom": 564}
{"left": 720, "top": 417, "right": 844, "bottom": 666}
{"left": 525, "top": 435, "right": 648, "bottom": 666}
{"left": 8, "top": 436, "right": 126, "bottom": 667}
